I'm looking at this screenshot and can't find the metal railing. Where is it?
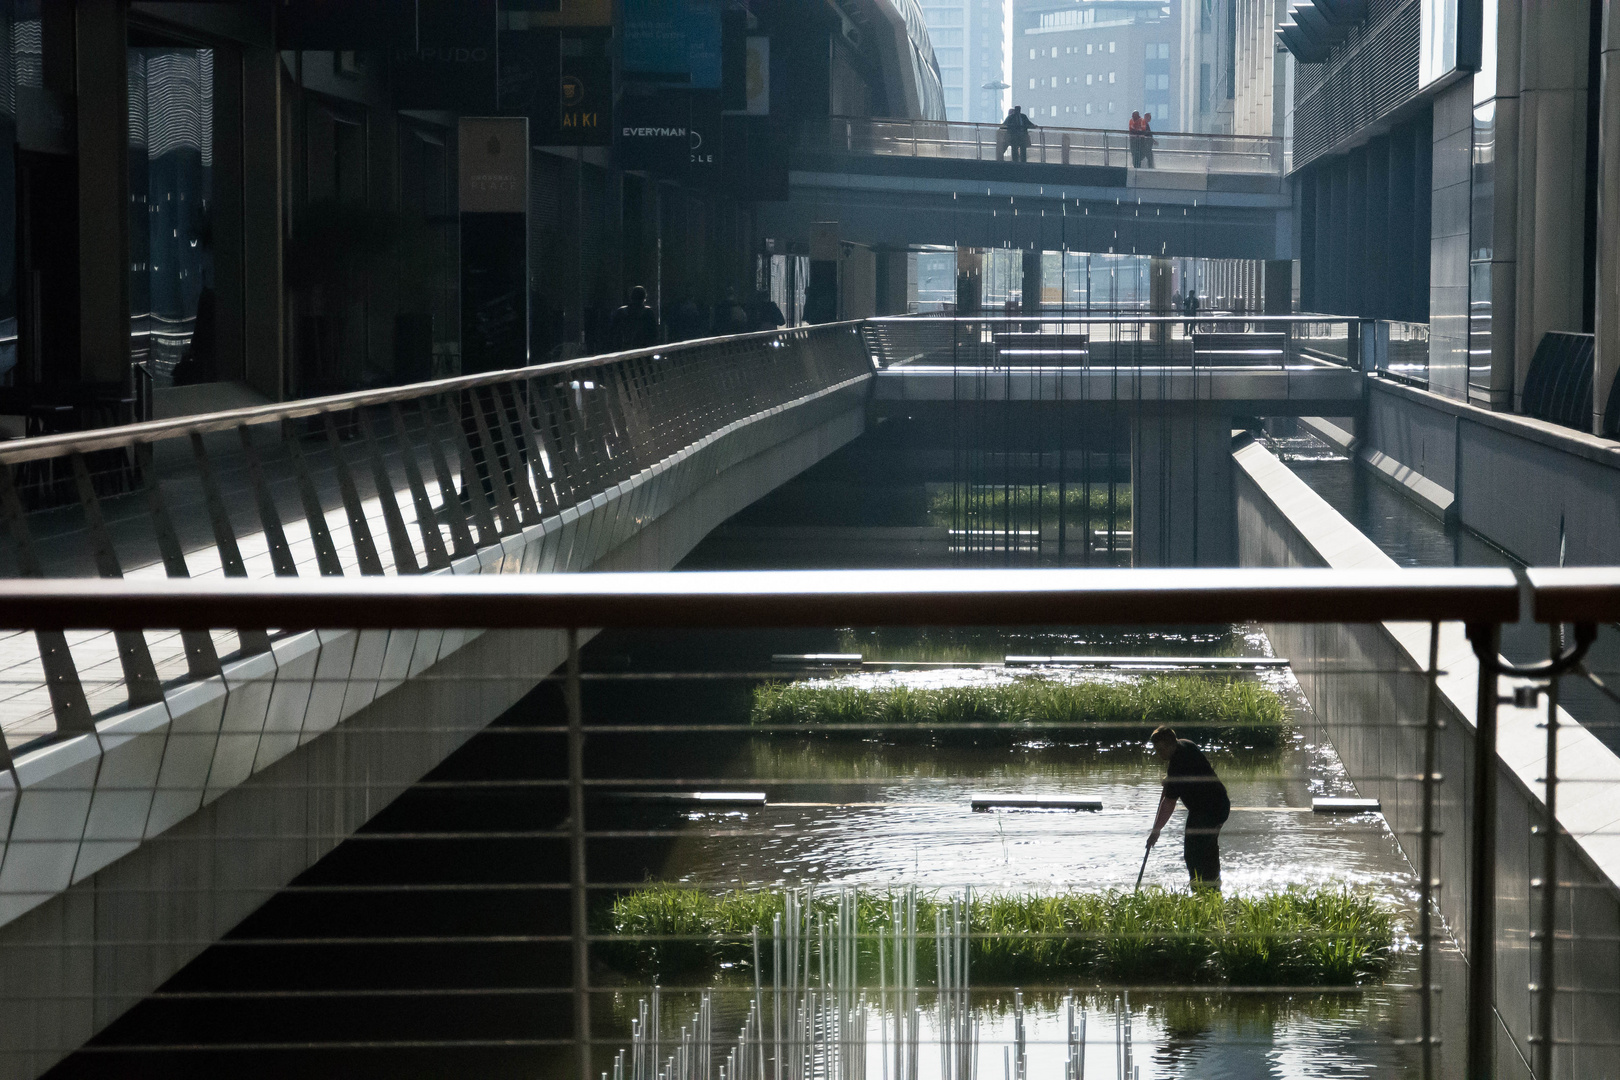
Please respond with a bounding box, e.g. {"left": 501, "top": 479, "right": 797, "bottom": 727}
{"left": 1369, "top": 320, "right": 1432, "bottom": 386}
{"left": 3, "top": 567, "right": 1620, "bottom": 1080}
{"left": 860, "top": 315, "right": 1358, "bottom": 370}
{"left": 807, "top": 116, "right": 1286, "bottom": 176}
{"left": 0, "top": 323, "right": 873, "bottom": 754}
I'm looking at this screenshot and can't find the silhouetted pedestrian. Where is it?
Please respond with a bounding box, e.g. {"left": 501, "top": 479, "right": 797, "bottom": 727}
{"left": 668, "top": 296, "right": 705, "bottom": 341}
{"left": 1141, "top": 113, "right": 1156, "bottom": 168}
{"left": 711, "top": 288, "right": 750, "bottom": 335}
{"left": 1001, "top": 106, "right": 1036, "bottom": 163}
{"left": 607, "top": 285, "right": 660, "bottom": 352}
{"left": 750, "top": 290, "right": 786, "bottom": 331}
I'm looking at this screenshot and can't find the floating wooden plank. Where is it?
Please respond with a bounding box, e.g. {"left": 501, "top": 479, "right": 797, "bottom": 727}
{"left": 1005, "top": 655, "right": 1289, "bottom": 669}
{"left": 771, "top": 653, "right": 863, "bottom": 667}
{"left": 1312, "top": 797, "right": 1381, "bottom": 813}
{"left": 970, "top": 794, "right": 1103, "bottom": 811}
{"left": 617, "top": 791, "right": 768, "bottom": 806}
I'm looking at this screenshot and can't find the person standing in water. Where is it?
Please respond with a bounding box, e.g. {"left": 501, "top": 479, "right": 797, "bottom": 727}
{"left": 1144, "top": 725, "right": 1231, "bottom": 888}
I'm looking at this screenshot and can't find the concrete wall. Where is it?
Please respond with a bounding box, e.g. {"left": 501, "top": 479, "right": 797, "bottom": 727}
{"left": 1429, "top": 81, "right": 1476, "bottom": 402}
{"left": 1236, "top": 437, "right": 1620, "bottom": 1080}
{"left": 1354, "top": 378, "right": 1620, "bottom": 564}
{"left": 0, "top": 377, "right": 870, "bottom": 1080}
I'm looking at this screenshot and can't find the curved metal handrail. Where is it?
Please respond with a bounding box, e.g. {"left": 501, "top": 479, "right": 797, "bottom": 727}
{"left": 0, "top": 321, "right": 869, "bottom": 465}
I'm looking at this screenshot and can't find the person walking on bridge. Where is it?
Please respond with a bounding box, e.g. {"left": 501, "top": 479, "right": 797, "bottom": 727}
{"left": 608, "top": 285, "right": 660, "bottom": 351}
{"left": 1128, "top": 111, "right": 1145, "bottom": 167}
{"left": 1001, "top": 105, "right": 1037, "bottom": 163}
{"left": 1144, "top": 725, "right": 1231, "bottom": 889}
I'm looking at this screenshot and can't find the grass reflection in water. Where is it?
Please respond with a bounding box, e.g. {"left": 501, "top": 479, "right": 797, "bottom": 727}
{"left": 601, "top": 885, "right": 1394, "bottom": 987}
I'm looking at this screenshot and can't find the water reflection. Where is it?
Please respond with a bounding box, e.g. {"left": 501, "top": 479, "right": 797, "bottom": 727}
{"left": 583, "top": 644, "right": 1428, "bottom": 1079}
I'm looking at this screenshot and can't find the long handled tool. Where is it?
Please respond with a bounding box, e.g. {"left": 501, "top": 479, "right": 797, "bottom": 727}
{"left": 1133, "top": 844, "right": 1152, "bottom": 891}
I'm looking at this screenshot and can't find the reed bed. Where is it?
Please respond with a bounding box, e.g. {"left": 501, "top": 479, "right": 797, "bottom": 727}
{"left": 926, "top": 484, "right": 1133, "bottom": 526}
{"left": 750, "top": 675, "right": 1289, "bottom": 748}
{"left": 600, "top": 885, "right": 1394, "bottom": 987}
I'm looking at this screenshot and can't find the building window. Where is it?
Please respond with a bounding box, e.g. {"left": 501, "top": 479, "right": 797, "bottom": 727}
{"left": 1109, "top": 41, "right": 1116, "bottom": 52}
{"left": 1108, "top": 101, "right": 1115, "bottom": 112}
{"left": 1086, "top": 43, "right": 1092, "bottom": 54}
{"left": 129, "top": 45, "right": 222, "bottom": 383}
{"left": 1108, "top": 71, "right": 1115, "bottom": 83}
{"left": 1146, "top": 43, "right": 1155, "bottom": 58}
{"left": 1028, "top": 77, "right": 1035, "bottom": 88}
{"left": 1158, "top": 43, "right": 1170, "bottom": 58}
{"left": 1086, "top": 73, "right": 1092, "bottom": 85}
{"left": 1029, "top": 48, "right": 1036, "bottom": 59}
{"left": 1158, "top": 74, "right": 1169, "bottom": 89}
{"left": 1050, "top": 105, "right": 1058, "bottom": 116}
{"left": 1086, "top": 102, "right": 1093, "bottom": 115}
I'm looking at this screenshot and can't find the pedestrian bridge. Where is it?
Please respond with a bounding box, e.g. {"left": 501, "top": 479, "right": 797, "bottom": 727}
{"left": 760, "top": 118, "right": 1293, "bottom": 260}
{"left": 0, "top": 315, "right": 1359, "bottom": 1078}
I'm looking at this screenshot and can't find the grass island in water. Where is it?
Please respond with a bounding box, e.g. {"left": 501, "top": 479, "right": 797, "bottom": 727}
{"left": 751, "top": 675, "right": 1290, "bottom": 748}
{"left": 601, "top": 885, "right": 1394, "bottom": 987}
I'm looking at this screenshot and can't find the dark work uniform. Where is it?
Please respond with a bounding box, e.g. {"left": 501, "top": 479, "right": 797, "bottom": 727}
{"left": 1163, "top": 739, "right": 1231, "bottom": 885}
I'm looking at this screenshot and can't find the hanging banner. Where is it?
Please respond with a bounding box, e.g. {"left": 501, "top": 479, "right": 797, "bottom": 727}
{"left": 560, "top": 33, "right": 613, "bottom": 144}
{"left": 459, "top": 117, "right": 528, "bottom": 213}
{"left": 506, "top": 0, "right": 612, "bottom": 28}
{"left": 617, "top": 94, "right": 692, "bottom": 175}
{"left": 279, "top": 0, "right": 400, "bottom": 48}
{"left": 745, "top": 36, "right": 770, "bottom": 115}
{"left": 392, "top": 0, "right": 498, "bottom": 112}
{"left": 623, "top": 0, "right": 722, "bottom": 87}
{"left": 686, "top": 91, "right": 723, "bottom": 173}
{"left": 459, "top": 117, "right": 529, "bottom": 374}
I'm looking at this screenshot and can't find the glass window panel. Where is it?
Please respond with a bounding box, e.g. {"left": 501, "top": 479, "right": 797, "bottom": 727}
{"left": 127, "top": 46, "right": 214, "bottom": 385}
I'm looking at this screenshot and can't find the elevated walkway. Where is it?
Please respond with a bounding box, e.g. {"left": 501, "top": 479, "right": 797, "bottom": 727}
{"left": 760, "top": 118, "right": 1293, "bottom": 259}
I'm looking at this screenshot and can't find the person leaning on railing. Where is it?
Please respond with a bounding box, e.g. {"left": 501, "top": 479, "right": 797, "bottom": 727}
{"left": 1000, "top": 105, "right": 1036, "bottom": 163}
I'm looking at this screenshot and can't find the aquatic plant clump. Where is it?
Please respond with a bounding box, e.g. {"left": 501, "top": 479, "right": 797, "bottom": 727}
{"left": 750, "top": 675, "right": 1289, "bottom": 748}
{"left": 600, "top": 885, "right": 1395, "bottom": 986}
{"left": 926, "top": 484, "right": 1133, "bottom": 527}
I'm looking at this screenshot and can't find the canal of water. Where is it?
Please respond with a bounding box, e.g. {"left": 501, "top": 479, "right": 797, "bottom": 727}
{"left": 48, "top": 430, "right": 1444, "bottom": 1080}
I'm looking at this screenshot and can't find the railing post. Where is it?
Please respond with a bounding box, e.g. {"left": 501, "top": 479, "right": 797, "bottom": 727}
{"left": 355, "top": 409, "right": 422, "bottom": 575}
{"left": 282, "top": 421, "right": 348, "bottom": 577}
{"left": 1420, "top": 620, "right": 1441, "bottom": 1080}
{"left": 417, "top": 398, "right": 480, "bottom": 557}
{"left": 322, "top": 413, "right": 387, "bottom": 576}
{"left": 238, "top": 424, "right": 301, "bottom": 578}
{"left": 567, "top": 627, "right": 591, "bottom": 1080}
{"left": 0, "top": 464, "right": 92, "bottom": 734}
{"left": 1465, "top": 621, "right": 1502, "bottom": 1080}
{"left": 137, "top": 442, "right": 222, "bottom": 679}
{"left": 1536, "top": 624, "right": 1561, "bottom": 1080}
{"left": 190, "top": 431, "right": 273, "bottom": 655}
{"left": 70, "top": 452, "right": 164, "bottom": 707}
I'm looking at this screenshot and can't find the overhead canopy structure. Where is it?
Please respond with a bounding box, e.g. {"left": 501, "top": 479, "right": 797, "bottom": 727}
{"left": 1276, "top": 0, "right": 1367, "bottom": 63}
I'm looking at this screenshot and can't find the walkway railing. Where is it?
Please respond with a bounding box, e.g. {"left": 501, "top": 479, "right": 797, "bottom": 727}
{"left": 806, "top": 116, "right": 1286, "bottom": 175}
{"left": 0, "top": 323, "right": 872, "bottom": 755}
{"left": 3, "top": 568, "right": 1618, "bottom": 1080}
{"left": 860, "top": 315, "right": 1358, "bottom": 369}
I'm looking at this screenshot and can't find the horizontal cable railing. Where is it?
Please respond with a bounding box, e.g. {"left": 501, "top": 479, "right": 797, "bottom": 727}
{"left": 2, "top": 569, "right": 1618, "bottom": 1080}
{"left": 806, "top": 116, "right": 1286, "bottom": 176}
